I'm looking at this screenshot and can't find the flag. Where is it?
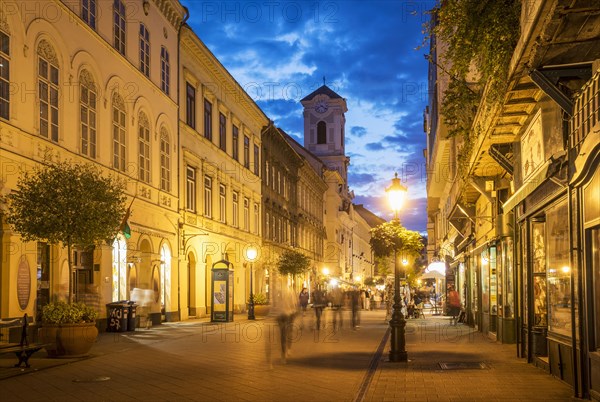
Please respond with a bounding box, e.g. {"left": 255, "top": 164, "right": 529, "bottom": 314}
{"left": 120, "top": 197, "right": 135, "bottom": 239}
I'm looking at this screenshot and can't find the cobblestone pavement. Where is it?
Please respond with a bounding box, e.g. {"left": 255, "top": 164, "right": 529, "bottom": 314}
{"left": 0, "top": 310, "right": 574, "bottom": 401}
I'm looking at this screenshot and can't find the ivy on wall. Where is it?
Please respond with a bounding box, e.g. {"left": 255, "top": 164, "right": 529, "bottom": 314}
{"left": 426, "top": 0, "right": 521, "bottom": 176}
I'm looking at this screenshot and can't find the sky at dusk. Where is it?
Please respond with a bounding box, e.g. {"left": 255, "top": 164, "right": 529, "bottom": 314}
{"left": 181, "top": 0, "right": 434, "bottom": 233}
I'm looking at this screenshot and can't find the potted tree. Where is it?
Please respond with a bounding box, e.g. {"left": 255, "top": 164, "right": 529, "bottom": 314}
{"left": 5, "top": 160, "right": 126, "bottom": 357}
{"left": 250, "top": 293, "right": 270, "bottom": 316}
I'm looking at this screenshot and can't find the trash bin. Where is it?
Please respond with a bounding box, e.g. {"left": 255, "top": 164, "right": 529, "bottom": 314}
{"left": 127, "top": 301, "right": 137, "bottom": 331}
{"left": 106, "top": 301, "right": 129, "bottom": 332}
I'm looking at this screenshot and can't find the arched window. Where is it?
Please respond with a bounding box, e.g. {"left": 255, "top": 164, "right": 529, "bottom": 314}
{"left": 37, "top": 40, "right": 59, "bottom": 142}
{"left": 160, "top": 127, "right": 171, "bottom": 192}
{"left": 112, "top": 234, "right": 127, "bottom": 301}
{"left": 160, "top": 244, "right": 172, "bottom": 312}
{"left": 317, "top": 121, "right": 326, "bottom": 144}
{"left": 79, "top": 70, "right": 97, "bottom": 158}
{"left": 112, "top": 93, "right": 126, "bottom": 171}
{"left": 138, "top": 112, "right": 150, "bottom": 183}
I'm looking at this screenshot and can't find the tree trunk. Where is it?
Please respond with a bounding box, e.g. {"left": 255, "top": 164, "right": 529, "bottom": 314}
{"left": 67, "top": 242, "right": 73, "bottom": 304}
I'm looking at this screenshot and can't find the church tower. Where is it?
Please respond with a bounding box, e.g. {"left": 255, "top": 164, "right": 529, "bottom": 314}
{"left": 301, "top": 85, "right": 349, "bottom": 185}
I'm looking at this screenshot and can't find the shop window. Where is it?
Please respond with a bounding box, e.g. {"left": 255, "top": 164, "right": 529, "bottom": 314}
{"left": 546, "top": 201, "right": 570, "bottom": 336}
{"left": 532, "top": 220, "right": 547, "bottom": 327}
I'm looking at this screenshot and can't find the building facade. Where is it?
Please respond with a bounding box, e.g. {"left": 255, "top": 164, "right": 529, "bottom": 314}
{"left": 426, "top": 0, "right": 600, "bottom": 399}
{"left": 0, "top": 0, "right": 186, "bottom": 324}
{"left": 179, "top": 26, "right": 266, "bottom": 317}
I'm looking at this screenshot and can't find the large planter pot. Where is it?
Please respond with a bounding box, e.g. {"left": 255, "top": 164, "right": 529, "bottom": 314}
{"left": 253, "top": 305, "right": 271, "bottom": 317}
{"left": 38, "top": 322, "right": 98, "bottom": 358}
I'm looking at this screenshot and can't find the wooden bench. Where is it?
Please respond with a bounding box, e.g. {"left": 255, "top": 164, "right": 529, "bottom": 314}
{"left": 0, "top": 314, "right": 50, "bottom": 368}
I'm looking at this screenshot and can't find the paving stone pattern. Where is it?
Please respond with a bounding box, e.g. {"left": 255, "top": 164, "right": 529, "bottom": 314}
{"left": 0, "top": 311, "right": 573, "bottom": 401}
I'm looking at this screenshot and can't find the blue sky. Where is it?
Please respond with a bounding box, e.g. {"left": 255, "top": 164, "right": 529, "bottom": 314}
{"left": 181, "top": 0, "right": 433, "bottom": 233}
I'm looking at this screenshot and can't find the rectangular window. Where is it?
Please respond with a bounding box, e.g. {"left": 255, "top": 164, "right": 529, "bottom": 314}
{"left": 254, "top": 203, "right": 259, "bottom": 235}
{"left": 112, "top": 100, "right": 126, "bottom": 171}
{"left": 232, "top": 191, "right": 239, "bottom": 227}
{"left": 0, "top": 30, "right": 8, "bottom": 120}
{"left": 186, "top": 83, "right": 195, "bottom": 128}
{"left": 219, "top": 184, "right": 226, "bottom": 223}
{"left": 38, "top": 55, "right": 59, "bottom": 142}
{"left": 139, "top": 24, "right": 150, "bottom": 77}
{"left": 204, "top": 176, "right": 212, "bottom": 218}
{"left": 113, "top": 0, "right": 126, "bottom": 55}
{"left": 243, "top": 197, "right": 250, "bottom": 231}
{"left": 138, "top": 121, "right": 150, "bottom": 183}
{"left": 253, "top": 144, "right": 260, "bottom": 176}
{"left": 244, "top": 135, "right": 250, "bottom": 169}
{"left": 80, "top": 81, "right": 96, "bottom": 158}
{"left": 160, "top": 133, "right": 171, "bottom": 191}
{"left": 160, "top": 47, "right": 170, "bottom": 95}
{"left": 232, "top": 125, "right": 239, "bottom": 161}
{"left": 204, "top": 99, "right": 212, "bottom": 140}
{"left": 82, "top": 0, "right": 97, "bottom": 29}
{"left": 547, "top": 201, "right": 571, "bottom": 337}
{"left": 219, "top": 113, "right": 226, "bottom": 152}
{"left": 186, "top": 166, "right": 196, "bottom": 212}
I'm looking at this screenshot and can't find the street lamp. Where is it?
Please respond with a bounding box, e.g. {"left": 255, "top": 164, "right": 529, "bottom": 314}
{"left": 246, "top": 245, "right": 258, "bottom": 320}
{"left": 386, "top": 172, "right": 408, "bottom": 362}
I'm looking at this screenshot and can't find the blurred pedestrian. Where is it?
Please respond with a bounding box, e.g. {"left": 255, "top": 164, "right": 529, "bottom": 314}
{"left": 299, "top": 287, "right": 309, "bottom": 315}
{"left": 448, "top": 285, "right": 461, "bottom": 325}
{"left": 330, "top": 286, "right": 344, "bottom": 331}
{"left": 266, "top": 284, "right": 298, "bottom": 366}
{"left": 312, "top": 287, "right": 326, "bottom": 330}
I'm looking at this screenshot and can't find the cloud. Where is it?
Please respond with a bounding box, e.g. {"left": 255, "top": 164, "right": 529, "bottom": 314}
{"left": 351, "top": 126, "right": 367, "bottom": 137}
{"left": 365, "top": 142, "right": 385, "bottom": 151}
{"left": 182, "top": 0, "right": 431, "bottom": 232}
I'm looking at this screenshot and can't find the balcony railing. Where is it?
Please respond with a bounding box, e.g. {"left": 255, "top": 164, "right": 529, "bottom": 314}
{"left": 570, "top": 70, "right": 599, "bottom": 150}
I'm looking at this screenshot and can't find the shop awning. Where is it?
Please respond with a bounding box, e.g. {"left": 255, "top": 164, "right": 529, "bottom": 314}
{"left": 503, "top": 160, "right": 551, "bottom": 212}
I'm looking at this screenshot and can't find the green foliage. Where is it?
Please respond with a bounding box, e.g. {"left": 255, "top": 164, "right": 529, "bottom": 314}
{"left": 427, "top": 0, "right": 521, "bottom": 174}
{"left": 370, "top": 220, "right": 424, "bottom": 258}
{"left": 5, "top": 160, "right": 127, "bottom": 303}
{"left": 42, "top": 301, "right": 98, "bottom": 324}
{"left": 364, "top": 277, "right": 375, "bottom": 286}
{"left": 277, "top": 249, "right": 311, "bottom": 276}
{"left": 5, "top": 160, "right": 127, "bottom": 247}
{"left": 251, "top": 293, "right": 269, "bottom": 305}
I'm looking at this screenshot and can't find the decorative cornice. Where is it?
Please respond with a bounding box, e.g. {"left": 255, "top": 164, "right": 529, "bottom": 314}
{"left": 152, "top": 0, "right": 187, "bottom": 29}
{"left": 181, "top": 27, "right": 268, "bottom": 130}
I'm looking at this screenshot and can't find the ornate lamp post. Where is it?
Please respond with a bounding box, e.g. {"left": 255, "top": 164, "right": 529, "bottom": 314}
{"left": 246, "top": 245, "right": 258, "bottom": 320}
{"left": 386, "top": 172, "right": 408, "bottom": 362}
